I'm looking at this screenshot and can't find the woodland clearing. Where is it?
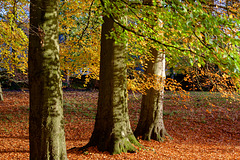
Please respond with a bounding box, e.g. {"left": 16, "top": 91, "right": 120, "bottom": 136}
{"left": 0, "top": 91, "right": 239, "bottom": 159}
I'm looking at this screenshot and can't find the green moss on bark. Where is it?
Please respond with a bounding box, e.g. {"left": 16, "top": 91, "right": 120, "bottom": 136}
{"left": 111, "top": 138, "right": 136, "bottom": 155}
{"left": 83, "top": 15, "right": 139, "bottom": 155}
{"left": 28, "top": 0, "right": 67, "bottom": 159}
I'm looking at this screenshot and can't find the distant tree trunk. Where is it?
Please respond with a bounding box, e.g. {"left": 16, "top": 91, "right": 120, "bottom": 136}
{"left": 134, "top": 49, "right": 170, "bottom": 141}
{"left": 134, "top": 0, "right": 170, "bottom": 141}
{"left": 28, "top": 0, "right": 67, "bottom": 159}
{"left": 85, "top": 15, "right": 140, "bottom": 154}
{"left": 0, "top": 83, "right": 3, "bottom": 101}
{"left": 66, "top": 70, "right": 70, "bottom": 87}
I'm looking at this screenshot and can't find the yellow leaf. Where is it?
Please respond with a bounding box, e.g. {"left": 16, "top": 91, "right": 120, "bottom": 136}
{"left": 206, "top": 109, "right": 211, "bottom": 114}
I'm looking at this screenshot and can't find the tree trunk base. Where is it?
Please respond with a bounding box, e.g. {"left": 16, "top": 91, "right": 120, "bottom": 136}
{"left": 111, "top": 137, "right": 136, "bottom": 154}
{"left": 135, "top": 121, "right": 173, "bottom": 142}
{"left": 128, "top": 134, "right": 142, "bottom": 147}
{"left": 77, "top": 134, "right": 142, "bottom": 155}
{"left": 142, "top": 127, "right": 172, "bottom": 142}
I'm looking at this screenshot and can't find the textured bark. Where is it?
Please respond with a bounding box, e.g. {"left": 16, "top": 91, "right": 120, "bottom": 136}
{"left": 0, "top": 83, "right": 3, "bottom": 101}
{"left": 85, "top": 16, "right": 140, "bottom": 154}
{"left": 134, "top": 48, "right": 171, "bottom": 141}
{"left": 28, "top": 0, "right": 67, "bottom": 159}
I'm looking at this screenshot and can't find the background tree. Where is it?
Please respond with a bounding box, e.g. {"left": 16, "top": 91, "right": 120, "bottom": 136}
{"left": 28, "top": 0, "right": 67, "bottom": 159}
{"left": 134, "top": 49, "right": 170, "bottom": 141}
{"left": 133, "top": 0, "right": 170, "bottom": 141}
{"left": 115, "top": 0, "right": 239, "bottom": 142}
{"left": 0, "top": 83, "right": 3, "bottom": 101}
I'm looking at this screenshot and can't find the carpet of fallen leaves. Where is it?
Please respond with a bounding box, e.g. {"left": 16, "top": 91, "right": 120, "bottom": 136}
{"left": 0, "top": 91, "right": 239, "bottom": 159}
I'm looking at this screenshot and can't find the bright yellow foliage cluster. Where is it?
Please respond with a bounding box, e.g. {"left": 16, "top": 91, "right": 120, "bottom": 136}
{"left": 59, "top": 0, "right": 101, "bottom": 81}
{"left": 0, "top": 0, "right": 29, "bottom": 75}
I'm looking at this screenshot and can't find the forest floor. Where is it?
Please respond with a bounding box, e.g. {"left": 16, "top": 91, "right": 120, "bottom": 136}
{"left": 0, "top": 91, "right": 239, "bottom": 159}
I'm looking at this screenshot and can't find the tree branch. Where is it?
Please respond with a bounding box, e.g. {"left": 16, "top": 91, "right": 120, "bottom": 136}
{"left": 77, "top": 0, "right": 95, "bottom": 47}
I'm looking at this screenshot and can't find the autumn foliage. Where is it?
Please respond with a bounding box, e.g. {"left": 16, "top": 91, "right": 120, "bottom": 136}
{"left": 1, "top": 0, "right": 240, "bottom": 158}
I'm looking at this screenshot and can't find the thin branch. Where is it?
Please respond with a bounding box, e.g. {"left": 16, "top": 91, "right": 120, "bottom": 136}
{"left": 107, "top": 11, "right": 197, "bottom": 54}
{"left": 77, "top": 0, "right": 95, "bottom": 47}
{"left": 192, "top": 31, "right": 213, "bottom": 51}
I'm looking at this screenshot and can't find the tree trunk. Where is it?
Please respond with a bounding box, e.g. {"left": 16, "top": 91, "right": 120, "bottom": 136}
{"left": 66, "top": 70, "right": 70, "bottom": 88}
{"left": 0, "top": 83, "right": 3, "bottom": 101}
{"left": 134, "top": 0, "right": 171, "bottom": 142}
{"left": 134, "top": 48, "right": 171, "bottom": 141}
{"left": 85, "top": 16, "right": 140, "bottom": 154}
{"left": 28, "top": 0, "right": 67, "bottom": 159}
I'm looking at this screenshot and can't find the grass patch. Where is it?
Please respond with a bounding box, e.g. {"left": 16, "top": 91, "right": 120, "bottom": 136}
{"left": 0, "top": 113, "right": 13, "bottom": 122}
{"left": 163, "top": 110, "right": 180, "bottom": 116}
{"left": 63, "top": 99, "right": 97, "bottom": 120}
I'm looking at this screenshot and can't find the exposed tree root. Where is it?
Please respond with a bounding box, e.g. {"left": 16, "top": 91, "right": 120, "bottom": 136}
{"left": 76, "top": 133, "right": 143, "bottom": 155}
{"left": 128, "top": 134, "right": 142, "bottom": 147}
{"left": 111, "top": 137, "right": 136, "bottom": 155}
{"left": 136, "top": 124, "right": 172, "bottom": 142}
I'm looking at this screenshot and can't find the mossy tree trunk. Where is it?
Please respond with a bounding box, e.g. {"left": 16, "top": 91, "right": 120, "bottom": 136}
{"left": 85, "top": 15, "right": 140, "bottom": 154}
{"left": 28, "top": 0, "right": 67, "bottom": 159}
{"left": 134, "top": 48, "right": 170, "bottom": 141}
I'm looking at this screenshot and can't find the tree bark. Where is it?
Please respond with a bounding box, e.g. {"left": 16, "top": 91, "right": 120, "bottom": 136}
{"left": 85, "top": 15, "right": 140, "bottom": 154}
{"left": 134, "top": 0, "right": 171, "bottom": 142}
{"left": 134, "top": 48, "right": 171, "bottom": 141}
{"left": 66, "top": 70, "right": 70, "bottom": 88}
{"left": 28, "top": 0, "right": 67, "bottom": 159}
{"left": 0, "top": 83, "right": 3, "bottom": 101}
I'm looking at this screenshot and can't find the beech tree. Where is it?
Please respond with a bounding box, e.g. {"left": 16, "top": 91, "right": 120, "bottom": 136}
{"left": 134, "top": 48, "right": 170, "bottom": 141}
{"left": 28, "top": 0, "right": 67, "bottom": 159}
{"left": 83, "top": 13, "right": 140, "bottom": 154}
{"left": 133, "top": 0, "right": 169, "bottom": 141}
{"left": 130, "top": 0, "right": 239, "bottom": 141}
